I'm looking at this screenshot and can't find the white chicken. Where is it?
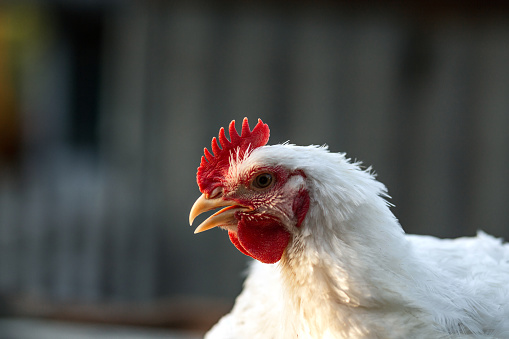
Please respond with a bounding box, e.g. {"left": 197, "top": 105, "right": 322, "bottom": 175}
{"left": 189, "top": 118, "right": 509, "bottom": 339}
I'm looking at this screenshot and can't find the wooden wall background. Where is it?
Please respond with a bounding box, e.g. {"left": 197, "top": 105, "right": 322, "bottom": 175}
{"left": 0, "top": 1, "right": 508, "bottom": 306}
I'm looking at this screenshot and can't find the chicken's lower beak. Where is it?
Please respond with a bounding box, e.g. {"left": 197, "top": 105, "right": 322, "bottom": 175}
{"left": 189, "top": 194, "right": 250, "bottom": 234}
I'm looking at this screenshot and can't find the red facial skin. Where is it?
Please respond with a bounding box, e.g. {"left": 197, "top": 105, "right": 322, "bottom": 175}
{"left": 224, "top": 167, "right": 310, "bottom": 264}
{"left": 196, "top": 118, "right": 310, "bottom": 263}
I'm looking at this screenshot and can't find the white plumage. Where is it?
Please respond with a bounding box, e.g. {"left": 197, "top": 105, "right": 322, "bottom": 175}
{"left": 192, "top": 136, "right": 509, "bottom": 338}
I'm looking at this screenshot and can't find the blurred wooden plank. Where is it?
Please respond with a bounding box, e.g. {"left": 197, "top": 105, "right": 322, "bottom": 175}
{"left": 99, "top": 1, "right": 152, "bottom": 301}
{"left": 4, "top": 295, "right": 230, "bottom": 334}
{"left": 0, "top": 318, "right": 201, "bottom": 339}
{"left": 286, "top": 9, "right": 346, "bottom": 146}
{"left": 21, "top": 170, "right": 48, "bottom": 297}
{"left": 467, "top": 22, "right": 509, "bottom": 236}
{"left": 225, "top": 7, "right": 284, "bottom": 120}
{"left": 76, "top": 159, "right": 106, "bottom": 301}
{"left": 405, "top": 22, "right": 473, "bottom": 237}
{"left": 347, "top": 17, "right": 402, "bottom": 182}
{"left": 0, "top": 172, "right": 21, "bottom": 290}
{"left": 53, "top": 157, "right": 82, "bottom": 300}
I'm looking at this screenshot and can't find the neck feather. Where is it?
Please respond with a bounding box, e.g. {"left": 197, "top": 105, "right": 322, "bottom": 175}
{"left": 275, "top": 175, "right": 433, "bottom": 337}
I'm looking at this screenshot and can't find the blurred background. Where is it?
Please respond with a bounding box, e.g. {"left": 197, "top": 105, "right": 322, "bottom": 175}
{"left": 0, "top": 0, "right": 508, "bottom": 337}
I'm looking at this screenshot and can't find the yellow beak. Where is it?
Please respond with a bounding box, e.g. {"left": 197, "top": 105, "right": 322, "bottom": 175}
{"left": 189, "top": 194, "right": 251, "bottom": 234}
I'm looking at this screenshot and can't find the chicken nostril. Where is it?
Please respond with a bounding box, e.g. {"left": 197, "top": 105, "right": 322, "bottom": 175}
{"left": 209, "top": 187, "right": 223, "bottom": 199}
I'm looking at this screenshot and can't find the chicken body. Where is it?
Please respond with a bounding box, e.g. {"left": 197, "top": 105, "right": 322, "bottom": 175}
{"left": 190, "top": 120, "right": 509, "bottom": 339}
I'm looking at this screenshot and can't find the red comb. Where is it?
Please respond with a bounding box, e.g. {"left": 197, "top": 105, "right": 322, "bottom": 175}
{"left": 197, "top": 118, "right": 270, "bottom": 195}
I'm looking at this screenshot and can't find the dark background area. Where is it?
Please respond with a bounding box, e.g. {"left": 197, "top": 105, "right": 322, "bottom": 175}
{"left": 0, "top": 0, "right": 508, "bottom": 336}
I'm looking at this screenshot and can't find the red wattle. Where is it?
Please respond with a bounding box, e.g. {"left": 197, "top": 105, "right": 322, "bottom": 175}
{"left": 228, "top": 216, "right": 290, "bottom": 264}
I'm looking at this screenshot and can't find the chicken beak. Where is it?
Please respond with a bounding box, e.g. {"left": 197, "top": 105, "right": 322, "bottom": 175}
{"left": 189, "top": 194, "right": 250, "bottom": 234}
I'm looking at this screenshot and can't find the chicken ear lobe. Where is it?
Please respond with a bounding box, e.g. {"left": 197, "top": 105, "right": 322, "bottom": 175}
{"left": 229, "top": 216, "right": 290, "bottom": 264}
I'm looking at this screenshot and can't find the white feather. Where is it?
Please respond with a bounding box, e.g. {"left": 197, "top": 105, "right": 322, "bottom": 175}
{"left": 206, "top": 144, "right": 509, "bottom": 339}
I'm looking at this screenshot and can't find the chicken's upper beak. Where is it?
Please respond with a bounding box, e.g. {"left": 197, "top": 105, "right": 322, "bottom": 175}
{"left": 189, "top": 194, "right": 251, "bottom": 234}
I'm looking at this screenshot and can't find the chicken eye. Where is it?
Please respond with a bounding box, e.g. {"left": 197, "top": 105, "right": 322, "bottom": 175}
{"left": 252, "top": 173, "right": 273, "bottom": 189}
